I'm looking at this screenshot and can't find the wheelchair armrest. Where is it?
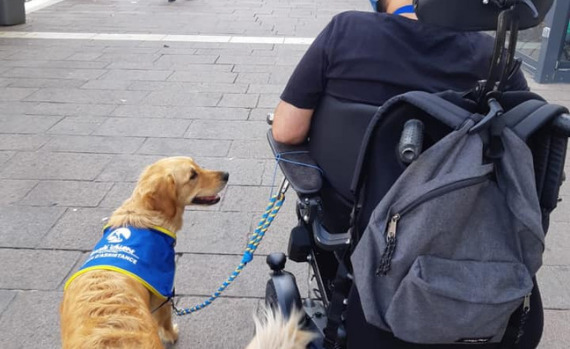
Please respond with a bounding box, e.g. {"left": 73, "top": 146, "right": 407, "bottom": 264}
{"left": 267, "top": 130, "right": 322, "bottom": 195}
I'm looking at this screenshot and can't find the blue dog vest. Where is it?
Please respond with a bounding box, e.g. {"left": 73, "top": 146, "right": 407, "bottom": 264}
{"left": 65, "top": 225, "right": 176, "bottom": 299}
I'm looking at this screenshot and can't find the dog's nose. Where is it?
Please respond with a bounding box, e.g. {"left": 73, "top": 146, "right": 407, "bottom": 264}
{"left": 221, "top": 172, "right": 229, "bottom": 181}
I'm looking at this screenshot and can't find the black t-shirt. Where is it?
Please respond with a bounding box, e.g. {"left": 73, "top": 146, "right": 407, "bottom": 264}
{"left": 281, "top": 11, "right": 528, "bottom": 109}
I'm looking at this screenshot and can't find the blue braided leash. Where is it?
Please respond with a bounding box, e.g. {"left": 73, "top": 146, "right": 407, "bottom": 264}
{"left": 173, "top": 151, "right": 321, "bottom": 316}
{"left": 173, "top": 191, "right": 286, "bottom": 316}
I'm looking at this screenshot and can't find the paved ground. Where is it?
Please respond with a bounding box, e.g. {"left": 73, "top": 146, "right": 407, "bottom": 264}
{"left": 0, "top": 0, "right": 569, "bottom": 348}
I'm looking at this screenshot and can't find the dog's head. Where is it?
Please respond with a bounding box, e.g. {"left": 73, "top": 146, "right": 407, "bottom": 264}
{"left": 136, "top": 157, "right": 229, "bottom": 218}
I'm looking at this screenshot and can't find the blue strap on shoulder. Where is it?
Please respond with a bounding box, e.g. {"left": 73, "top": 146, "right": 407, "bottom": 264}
{"left": 393, "top": 5, "right": 415, "bottom": 15}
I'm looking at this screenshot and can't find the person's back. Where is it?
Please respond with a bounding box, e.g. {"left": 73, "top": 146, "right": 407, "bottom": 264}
{"left": 281, "top": 10, "right": 527, "bottom": 110}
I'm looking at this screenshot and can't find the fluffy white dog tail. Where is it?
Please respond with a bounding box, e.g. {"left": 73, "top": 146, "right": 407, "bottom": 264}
{"left": 245, "top": 305, "right": 317, "bottom": 349}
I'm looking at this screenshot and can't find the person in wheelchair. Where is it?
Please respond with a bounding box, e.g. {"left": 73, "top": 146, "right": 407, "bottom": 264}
{"left": 267, "top": 1, "right": 555, "bottom": 348}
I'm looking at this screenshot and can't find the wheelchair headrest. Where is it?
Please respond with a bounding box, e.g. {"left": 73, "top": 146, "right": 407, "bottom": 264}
{"left": 414, "top": 0, "right": 554, "bottom": 31}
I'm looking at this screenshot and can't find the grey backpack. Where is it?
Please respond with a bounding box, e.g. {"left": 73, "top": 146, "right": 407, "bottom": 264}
{"left": 350, "top": 91, "right": 567, "bottom": 344}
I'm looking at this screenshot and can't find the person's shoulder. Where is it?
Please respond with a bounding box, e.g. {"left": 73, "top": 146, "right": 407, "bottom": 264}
{"left": 331, "top": 10, "right": 387, "bottom": 23}
{"left": 327, "top": 10, "right": 388, "bottom": 35}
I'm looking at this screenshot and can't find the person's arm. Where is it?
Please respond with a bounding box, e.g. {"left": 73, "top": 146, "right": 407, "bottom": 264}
{"left": 272, "top": 100, "right": 314, "bottom": 144}
{"left": 271, "top": 14, "right": 339, "bottom": 144}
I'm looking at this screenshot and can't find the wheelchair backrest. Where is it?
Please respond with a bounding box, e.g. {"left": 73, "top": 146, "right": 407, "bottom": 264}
{"left": 414, "top": 0, "right": 553, "bottom": 31}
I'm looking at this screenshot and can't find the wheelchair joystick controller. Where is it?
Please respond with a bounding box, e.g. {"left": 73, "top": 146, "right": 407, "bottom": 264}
{"left": 398, "top": 119, "right": 424, "bottom": 164}
{"left": 266, "top": 252, "right": 287, "bottom": 273}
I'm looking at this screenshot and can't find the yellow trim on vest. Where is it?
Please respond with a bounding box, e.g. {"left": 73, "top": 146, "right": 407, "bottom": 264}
{"left": 102, "top": 224, "right": 177, "bottom": 240}
{"left": 64, "top": 265, "right": 168, "bottom": 299}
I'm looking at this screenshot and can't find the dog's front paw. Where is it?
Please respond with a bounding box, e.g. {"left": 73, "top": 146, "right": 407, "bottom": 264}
{"left": 159, "top": 323, "right": 179, "bottom": 345}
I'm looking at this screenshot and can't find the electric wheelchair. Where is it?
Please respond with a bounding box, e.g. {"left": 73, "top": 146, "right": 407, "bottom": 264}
{"left": 262, "top": 0, "right": 570, "bottom": 348}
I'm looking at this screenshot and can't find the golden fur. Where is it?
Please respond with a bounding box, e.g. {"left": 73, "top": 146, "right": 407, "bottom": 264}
{"left": 245, "top": 306, "right": 317, "bottom": 349}
{"left": 60, "top": 156, "right": 228, "bottom": 349}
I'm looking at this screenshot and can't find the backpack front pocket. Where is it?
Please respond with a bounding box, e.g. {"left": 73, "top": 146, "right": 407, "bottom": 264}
{"left": 384, "top": 256, "right": 533, "bottom": 344}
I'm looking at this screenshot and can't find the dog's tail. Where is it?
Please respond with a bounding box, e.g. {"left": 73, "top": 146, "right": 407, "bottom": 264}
{"left": 245, "top": 305, "right": 318, "bottom": 349}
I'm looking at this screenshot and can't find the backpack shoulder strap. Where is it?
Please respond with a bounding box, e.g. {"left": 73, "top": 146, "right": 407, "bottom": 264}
{"left": 503, "top": 100, "right": 569, "bottom": 140}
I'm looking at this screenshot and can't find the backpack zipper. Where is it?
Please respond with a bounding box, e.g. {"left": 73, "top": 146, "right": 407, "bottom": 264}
{"left": 376, "top": 174, "right": 491, "bottom": 276}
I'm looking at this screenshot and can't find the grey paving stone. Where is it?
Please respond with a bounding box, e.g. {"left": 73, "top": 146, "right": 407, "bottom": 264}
{"left": 175, "top": 252, "right": 309, "bottom": 298}
{"left": 137, "top": 138, "right": 230, "bottom": 157}
{"left": 235, "top": 72, "right": 270, "bottom": 84}
{"left": 186, "top": 120, "right": 268, "bottom": 140}
{"left": 24, "top": 88, "right": 149, "bottom": 105}
{"left": 0, "top": 290, "right": 16, "bottom": 317}
{"left": 218, "top": 93, "right": 259, "bottom": 108}
{"left": 247, "top": 83, "right": 286, "bottom": 94}
{"left": 93, "top": 117, "right": 191, "bottom": 138}
{"left": 193, "top": 157, "right": 265, "bottom": 186}
{"left": 67, "top": 52, "right": 103, "bottom": 61}
{"left": 43, "top": 135, "right": 145, "bottom": 154}
{"left": 144, "top": 63, "right": 235, "bottom": 73}
{"left": 80, "top": 79, "right": 133, "bottom": 90}
{"left": 217, "top": 55, "right": 276, "bottom": 65}
{"left": 5, "top": 78, "right": 85, "bottom": 89}
{"left": 40, "top": 207, "right": 114, "bottom": 250}
{"left": 0, "top": 179, "right": 37, "bottom": 206}
{"left": 129, "top": 81, "right": 248, "bottom": 94}
{"left": 46, "top": 116, "right": 108, "bottom": 135}
{"left": 228, "top": 140, "right": 274, "bottom": 159}
{"left": 257, "top": 93, "right": 280, "bottom": 108}
{"left": 0, "top": 206, "right": 65, "bottom": 247}
{"left": 537, "top": 266, "right": 570, "bottom": 309}
{"left": 270, "top": 70, "right": 297, "bottom": 85}
{"left": 154, "top": 54, "right": 219, "bottom": 66}
{"left": 0, "top": 151, "right": 14, "bottom": 167}
{"left": 0, "top": 134, "right": 51, "bottom": 151}
{"left": 0, "top": 87, "right": 37, "bottom": 101}
{"left": 28, "top": 102, "right": 117, "bottom": 116}
{"left": 175, "top": 211, "right": 253, "bottom": 254}
{"left": 540, "top": 310, "right": 570, "bottom": 349}
{"left": 0, "top": 152, "right": 113, "bottom": 180}
{"left": 0, "top": 101, "right": 39, "bottom": 116}
{"left": 261, "top": 160, "right": 287, "bottom": 186}
{"left": 174, "top": 296, "right": 257, "bottom": 349}
{"left": 95, "top": 154, "right": 163, "bottom": 182}
{"left": 96, "top": 52, "right": 161, "bottom": 63}
{"left": 99, "top": 69, "right": 173, "bottom": 81}
{"left": 544, "top": 222, "right": 570, "bottom": 265}
{"left": 168, "top": 71, "right": 237, "bottom": 83}
{"left": 1, "top": 59, "right": 110, "bottom": 70}
{"left": 0, "top": 249, "right": 80, "bottom": 289}
{"left": 143, "top": 90, "right": 221, "bottom": 106}
{"left": 20, "top": 180, "right": 114, "bottom": 207}
{"left": 113, "top": 104, "right": 250, "bottom": 120}
{"left": 98, "top": 182, "right": 137, "bottom": 208}
{"left": 232, "top": 64, "right": 277, "bottom": 73}
{"left": 248, "top": 107, "right": 275, "bottom": 121}
{"left": 6, "top": 47, "right": 75, "bottom": 60}
{"left": 0, "top": 114, "right": 60, "bottom": 134}
{"left": 0, "top": 291, "right": 62, "bottom": 349}
{"left": 221, "top": 185, "right": 274, "bottom": 212}
{"left": 193, "top": 47, "right": 254, "bottom": 56}
{"left": 1, "top": 67, "right": 106, "bottom": 80}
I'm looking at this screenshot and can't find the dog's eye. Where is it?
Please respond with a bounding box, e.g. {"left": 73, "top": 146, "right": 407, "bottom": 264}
{"left": 189, "top": 171, "right": 198, "bottom": 180}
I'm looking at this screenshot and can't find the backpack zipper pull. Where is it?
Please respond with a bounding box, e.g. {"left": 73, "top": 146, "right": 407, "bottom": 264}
{"left": 515, "top": 293, "right": 532, "bottom": 344}
{"left": 376, "top": 214, "right": 400, "bottom": 276}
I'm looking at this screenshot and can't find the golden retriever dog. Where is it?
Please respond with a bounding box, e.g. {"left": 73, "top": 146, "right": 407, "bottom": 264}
{"left": 245, "top": 306, "right": 317, "bottom": 349}
{"left": 60, "top": 156, "right": 228, "bottom": 349}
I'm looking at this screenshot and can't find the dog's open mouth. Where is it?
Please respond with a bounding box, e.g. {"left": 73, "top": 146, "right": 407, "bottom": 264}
{"left": 192, "top": 195, "right": 221, "bottom": 205}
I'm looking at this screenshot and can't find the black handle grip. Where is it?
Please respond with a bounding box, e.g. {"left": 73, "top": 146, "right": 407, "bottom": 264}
{"left": 398, "top": 119, "right": 424, "bottom": 164}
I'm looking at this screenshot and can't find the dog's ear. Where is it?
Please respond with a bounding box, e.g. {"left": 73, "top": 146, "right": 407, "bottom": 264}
{"left": 142, "top": 173, "right": 178, "bottom": 218}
